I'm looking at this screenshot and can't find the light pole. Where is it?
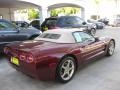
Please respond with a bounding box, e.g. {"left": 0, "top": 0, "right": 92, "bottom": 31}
{"left": 115, "top": 0, "right": 118, "bottom": 14}
{"left": 94, "top": 0, "right": 100, "bottom": 19}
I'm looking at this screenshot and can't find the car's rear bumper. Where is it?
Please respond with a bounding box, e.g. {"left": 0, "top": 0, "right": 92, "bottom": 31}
{"left": 9, "top": 58, "right": 57, "bottom": 81}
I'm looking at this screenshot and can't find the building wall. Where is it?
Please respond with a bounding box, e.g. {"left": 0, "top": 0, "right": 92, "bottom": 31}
{"left": 1, "top": 0, "right": 120, "bottom": 21}
{"left": 84, "top": 0, "right": 120, "bottom": 20}
{"left": 0, "top": 8, "right": 15, "bottom": 21}
{"left": 0, "top": 0, "right": 85, "bottom": 22}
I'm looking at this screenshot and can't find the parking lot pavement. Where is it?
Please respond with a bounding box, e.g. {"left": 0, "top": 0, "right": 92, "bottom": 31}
{"left": 1, "top": 27, "right": 120, "bottom": 90}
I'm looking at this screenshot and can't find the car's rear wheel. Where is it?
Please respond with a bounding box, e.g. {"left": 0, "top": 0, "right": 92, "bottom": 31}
{"left": 56, "top": 56, "right": 76, "bottom": 83}
{"left": 90, "top": 28, "right": 96, "bottom": 36}
{"left": 106, "top": 40, "right": 115, "bottom": 56}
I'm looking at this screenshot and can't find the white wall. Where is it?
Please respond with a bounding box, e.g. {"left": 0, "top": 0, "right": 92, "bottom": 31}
{"left": 84, "top": 0, "right": 120, "bottom": 20}
{"left": 0, "top": 0, "right": 85, "bottom": 22}
{"left": 0, "top": 8, "right": 15, "bottom": 21}
{"left": 1, "top": 0, "right": 120, "bottom": 21}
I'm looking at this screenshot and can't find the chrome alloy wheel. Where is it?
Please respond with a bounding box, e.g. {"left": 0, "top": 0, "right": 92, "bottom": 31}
{"left": 108, "top": 41, "right": 115, "bottom": 55}
{"left": 60, "top": 59, "right": 75, "bottom": 81}
{"left": 91, "top": 29, "right": 96, "bottom": 36}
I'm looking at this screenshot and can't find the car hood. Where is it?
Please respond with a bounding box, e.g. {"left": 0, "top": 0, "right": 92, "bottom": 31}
{"left": 19, "top": 27, "right": 42, "bottom": 34}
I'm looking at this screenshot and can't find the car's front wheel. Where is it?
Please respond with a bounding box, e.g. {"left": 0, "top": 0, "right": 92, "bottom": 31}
{"left": 56, "top": 56, "right": 76, "bottom": 83}
{"left": 106, "top": 40, "right": 115, "bottom": 56}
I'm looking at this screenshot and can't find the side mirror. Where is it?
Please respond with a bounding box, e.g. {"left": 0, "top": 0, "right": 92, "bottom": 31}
{"left": 82, "top": 22, "right": 86, "bottom": 25}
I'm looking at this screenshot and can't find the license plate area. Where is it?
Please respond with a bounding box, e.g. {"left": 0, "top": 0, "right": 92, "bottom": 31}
{"left": 11, "top": 57, "right": 19, "bottom": 66}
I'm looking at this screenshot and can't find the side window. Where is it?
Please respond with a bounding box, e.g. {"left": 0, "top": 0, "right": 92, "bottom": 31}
{"left": 64, "top": 17, "right": 76, "bottom": 25}
{"left": 79, "top": 32, "right": 95, "bottom": 42}
{"left": 75, "top": 17, "right": 84, "bottom": 25}
{"left": 0, "top": 21, "right": 15, "bottom": 30}
{"left": 73, "top": 32, "right": 95, "bottom": 43}
{"left": 73, "top": 32, "right": 82, "bottom": 42}
{"left": 57, "top": 17, "right": 83, "bottom": 26}
{"left": 46, "top": 19, "right": 57, "bottom": 26}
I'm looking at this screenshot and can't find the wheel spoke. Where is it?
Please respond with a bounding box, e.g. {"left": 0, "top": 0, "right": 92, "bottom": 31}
{"left": 67, "top": 60, "right": 71, "bottom": 67}
{"left": 67, "top": 72, "right": 70, "bottom": 79}
{"left": 62, "top": 65, "right": 66, "bottom": 70}
{"left": 69, "top": 67, "right": 74, "bottom": 71}
{"left": 60, "top": 58, "right": 75, "bottom": 81}
{"left": 109, "top": 42, "right": 114, "bottom": 54}
{"left": 61, "top": 72, "right": 66, "bottom": 78}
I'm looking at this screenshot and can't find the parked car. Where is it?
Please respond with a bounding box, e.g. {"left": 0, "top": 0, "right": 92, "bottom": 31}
{"left": 41, "top": 16, "right": 96, "bottom": 36}
{"left": 4, "top": 28, "right": 115, "bottom": 83}
{"left": 87, "top": 19, "right": 105, "bottom": 29}
{"left": 109, "top": 18, "right": 120, "bottom": 27}
{"left": 0, "top": 19, "right": 41, "bottom": 52}
{"left": 29, "top": 19, "right": 41, "bottom": 30}
{"left": 98, "top": 18, "right": 109, "bottom": 25}
{"left": 12, "top": 21, "right": 43, "bottom": 32}
{"left": 12, "top": 21, "right": 29, "bottom": 28}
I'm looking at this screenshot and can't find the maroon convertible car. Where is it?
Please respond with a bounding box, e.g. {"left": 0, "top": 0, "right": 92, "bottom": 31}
{"left": 4, "top": 28, "right": 115, "bottom": 83}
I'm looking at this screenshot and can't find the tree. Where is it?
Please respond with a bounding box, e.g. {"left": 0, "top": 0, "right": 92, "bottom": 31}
{"left": 94, "top": 0, "right": 100, "bottom": 4}
{"left": 28, "top": 9, "right": 39, "bottom": 20}
{"left": 50, "top": 7, "right": 80, "bottom": 17}
{"left": 50, "top": 9, "right": 58, "bottom": 17}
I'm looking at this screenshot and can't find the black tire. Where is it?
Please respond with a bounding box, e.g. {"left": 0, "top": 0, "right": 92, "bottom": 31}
{"left": 106, "top": 40, "right": 115, "bottom": 56}
{"left": 90, "top": 28, "right": 96, "bottom": 36}
{"left": 56, "top": 56, "right": 76, "bottom": 83}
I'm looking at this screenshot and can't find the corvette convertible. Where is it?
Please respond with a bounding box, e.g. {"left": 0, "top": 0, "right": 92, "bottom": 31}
{"left": 4, "top": 28, "right": 115, "bottom": 83}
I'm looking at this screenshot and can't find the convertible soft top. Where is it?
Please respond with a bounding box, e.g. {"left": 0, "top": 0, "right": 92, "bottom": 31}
{"left": 36, "top": 28, "right": 84, "bottom": 43}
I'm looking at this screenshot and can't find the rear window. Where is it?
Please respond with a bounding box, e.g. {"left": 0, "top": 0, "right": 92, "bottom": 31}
{"left": 40, "top": 33, "right": 61, "bottom": 39}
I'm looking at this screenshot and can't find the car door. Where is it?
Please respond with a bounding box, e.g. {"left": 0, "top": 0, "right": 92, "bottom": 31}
{"left": 73, "top": 32, "right": 106, "bottom": 62}
{"left": 74, "top": 17, "right": 87, "bottom": 28}
{"left": 0, "top": 21, "right": 17, "bottom": 43}
{"left": 0, "top": 20, "right": 27, "bottom": 43}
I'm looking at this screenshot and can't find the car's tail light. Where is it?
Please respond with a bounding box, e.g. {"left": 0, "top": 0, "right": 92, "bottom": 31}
{"left": 19, "top": 52, "right": 34, "bottom": 63}
{"left": 27, "top": 54, "right": 34, "bottom": 63}
{"left": 20, "top": 54, "right": 26, "bottom": 61}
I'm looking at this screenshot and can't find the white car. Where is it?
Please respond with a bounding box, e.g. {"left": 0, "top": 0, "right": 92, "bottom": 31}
{"left": 109, "top": 18, "right": 120, "bottom": 27}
